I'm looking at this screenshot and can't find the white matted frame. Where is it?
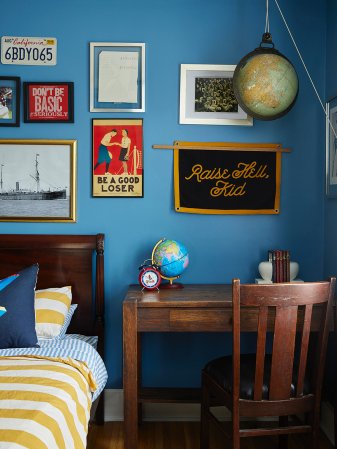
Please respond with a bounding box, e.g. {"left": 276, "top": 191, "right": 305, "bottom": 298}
{"left": 326, "top": 96, "right": 337, "bottom": 197}
{"left": 90, "top": 42, "right": 145, "bottom": 113}
{"left": 179, "top": 64, "right": 252, "bottom": 126}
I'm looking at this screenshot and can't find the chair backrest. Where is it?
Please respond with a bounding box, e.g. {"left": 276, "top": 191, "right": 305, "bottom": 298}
{"left": 232, "top": 278, "right": 335, "bottom": 402}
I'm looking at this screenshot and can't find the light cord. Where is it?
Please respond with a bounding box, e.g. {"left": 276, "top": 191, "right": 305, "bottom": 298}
{"left": 265, "top": 0, "right": 270, "bottom": 33}
{"left": 273, "top": 0, "right": 337, "bottom": 139}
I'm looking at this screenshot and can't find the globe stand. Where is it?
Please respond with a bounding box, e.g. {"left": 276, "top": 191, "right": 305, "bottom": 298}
{"left": 160, "top": 281, "right": 184, "bottom": 289}
{"left": 159, "top": 275, "right": 184, "bottom": 289}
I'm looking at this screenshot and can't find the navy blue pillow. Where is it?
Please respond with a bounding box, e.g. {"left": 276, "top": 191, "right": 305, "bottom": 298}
{"left": 0, "top": 264, "right": 39, "bottom": 349}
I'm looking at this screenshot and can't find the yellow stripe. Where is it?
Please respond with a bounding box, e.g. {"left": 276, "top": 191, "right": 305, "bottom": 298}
{"left": 0, "top": 356, "right": 97, "bottom": 393}
{"left": 0, "top": 430, "right": 49, "bottom": 449}
{"left": 0, "top": 391, "right": 86, "bottom": 446}
{"left": 35, "top": 291, "right": 71, "bottom": 307}
{"left": 0, "top": 377, "right": 91, "bottom": 420}
{"left": 0, "top": 409, "right": 67, "bottom": 449}
{"left": 36, "top": 310, "right": 65, "bottom": 325}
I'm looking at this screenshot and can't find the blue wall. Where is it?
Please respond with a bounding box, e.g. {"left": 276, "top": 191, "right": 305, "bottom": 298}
{"left": 0, "top": 0, "right": 327, "bottom": 388}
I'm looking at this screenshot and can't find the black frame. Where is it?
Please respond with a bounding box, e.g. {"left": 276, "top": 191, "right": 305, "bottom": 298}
{"left": 23, "top": 81, "right": 74, "bottom": 123}
{"left": 0, "top": 76, "right": 20, "bottom": 127}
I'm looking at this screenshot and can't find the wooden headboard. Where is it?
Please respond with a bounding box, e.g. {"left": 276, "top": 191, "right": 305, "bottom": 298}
{"left": 0, "top": 233, "right": 105, "bottom": 356}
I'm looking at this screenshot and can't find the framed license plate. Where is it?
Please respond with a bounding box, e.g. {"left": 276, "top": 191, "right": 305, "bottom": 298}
{"left": 1, "top": 36, "right": 57, "bottom": 66}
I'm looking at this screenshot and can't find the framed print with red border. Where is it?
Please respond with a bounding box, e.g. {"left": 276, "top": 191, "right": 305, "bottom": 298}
{"left": 23, "top": 82, "right": 74, "bottom": 123}
{"left": 92, "top": 118, "right": 143, "bottom": 198}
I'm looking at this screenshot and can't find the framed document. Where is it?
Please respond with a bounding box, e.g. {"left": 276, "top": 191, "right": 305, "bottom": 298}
{"left": 90, "top": 42, "right": 145, "bottom": 112}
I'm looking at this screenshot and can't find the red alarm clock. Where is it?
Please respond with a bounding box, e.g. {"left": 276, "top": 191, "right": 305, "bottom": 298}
{"left": 138, "top": 261, "right": 161, "bottom": 290}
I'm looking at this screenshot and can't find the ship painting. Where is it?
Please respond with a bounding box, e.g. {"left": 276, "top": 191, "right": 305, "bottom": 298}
{"left": 0, "top": 154, "right": 66, "bottom": 201}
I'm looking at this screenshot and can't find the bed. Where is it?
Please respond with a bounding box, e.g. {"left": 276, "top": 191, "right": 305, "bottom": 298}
{"left": 0, "top": 234, "right": 107, "bottom": 449}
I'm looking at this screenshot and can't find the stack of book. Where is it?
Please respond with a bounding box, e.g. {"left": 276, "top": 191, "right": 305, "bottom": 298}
{"left": 269, "top": 250, "right": 290, "bottom": 283}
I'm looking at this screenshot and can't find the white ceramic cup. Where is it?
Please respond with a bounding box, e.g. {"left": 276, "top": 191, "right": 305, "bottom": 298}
{"left": 258, "top": 261, "right": 299, "bottom": 282}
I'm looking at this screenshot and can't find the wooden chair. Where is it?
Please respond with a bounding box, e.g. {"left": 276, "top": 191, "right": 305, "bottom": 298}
{"left": 200, "top": 278, "right": 336, "bottom": 449}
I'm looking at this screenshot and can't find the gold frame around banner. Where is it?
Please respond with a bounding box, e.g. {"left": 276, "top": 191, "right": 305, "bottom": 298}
{"left": 173, "top": 141, "right": 285, "bottom": 215}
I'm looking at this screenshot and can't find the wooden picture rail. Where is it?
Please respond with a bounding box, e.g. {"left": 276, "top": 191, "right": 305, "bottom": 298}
{"left": 153, "top": 141, "right": 291, "bottom": 153}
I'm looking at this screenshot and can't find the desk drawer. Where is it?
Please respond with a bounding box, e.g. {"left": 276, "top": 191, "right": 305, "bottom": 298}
{"left": 137, "top": 307, "right": 327, "bottom": 332}
{"left": 138, "top": 308, "right": 232, "bottom": 332}
{"left": 169, "top": 308, "right": 232, "bottom": 331}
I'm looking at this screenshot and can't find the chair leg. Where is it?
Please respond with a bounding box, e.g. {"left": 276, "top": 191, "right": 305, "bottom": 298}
{"left": 232, "top": 410, "right": 240, "bottom": 449}
{"left": 200, "top": 373, "right": 210, "bottom": 449}
{"left": 311, "top": 411, "right": 321, "bottom": 449}
{"left": 278, "top": 416, "right": 288, "bottom": 449}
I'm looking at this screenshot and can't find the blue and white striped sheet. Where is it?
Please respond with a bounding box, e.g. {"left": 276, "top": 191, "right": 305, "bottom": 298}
{"left": 0, "top": 334, "right": 107, "bottom": 401}
{"left": 62, "top": 334, "right": 99, "bottom": 349}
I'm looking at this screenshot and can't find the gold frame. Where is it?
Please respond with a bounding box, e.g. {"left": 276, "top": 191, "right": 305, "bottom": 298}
{"left": 0, "top": 139, "right": 77, "bottom": 222}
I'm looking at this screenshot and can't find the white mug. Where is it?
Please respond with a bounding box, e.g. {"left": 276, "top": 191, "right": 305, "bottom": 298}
{"left": 258, "top": 261, "right": 299, "bottom": 282}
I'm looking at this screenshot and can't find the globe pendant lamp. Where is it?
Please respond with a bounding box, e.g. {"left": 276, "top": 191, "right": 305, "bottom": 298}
{"left": 233, "top": 4, "right": 299, "bottom": 120}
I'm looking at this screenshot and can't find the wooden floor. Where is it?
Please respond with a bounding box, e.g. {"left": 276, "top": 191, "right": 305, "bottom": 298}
{"left": 87, "top": 422, "right": 334, "bottom": 449}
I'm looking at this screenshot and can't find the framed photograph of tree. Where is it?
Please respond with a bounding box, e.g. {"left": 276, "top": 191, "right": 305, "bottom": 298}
{"left": 179, "top": 64, "right": 252, "bottom": 126}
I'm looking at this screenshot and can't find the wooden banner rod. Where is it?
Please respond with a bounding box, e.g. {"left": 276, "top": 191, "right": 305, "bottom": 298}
{"left": 152, "top": 142, "right": 291, "bottom": 153}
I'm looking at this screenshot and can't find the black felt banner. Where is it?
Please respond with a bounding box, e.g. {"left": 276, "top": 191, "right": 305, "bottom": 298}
{"left": 174, "top": 149, "right": 281, "bottom": 214}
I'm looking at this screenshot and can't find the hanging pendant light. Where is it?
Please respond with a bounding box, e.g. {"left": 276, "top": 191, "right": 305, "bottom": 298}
{"left": 232, "top": 1, "right": 299, "bottom": 121}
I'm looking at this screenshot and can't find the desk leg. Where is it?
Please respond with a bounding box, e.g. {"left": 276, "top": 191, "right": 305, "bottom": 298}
{"left": 333, "top": 302, "right": 337, "bottom": 447}
{"left": 138, "top": 334, "right": 143, "bottom": 424}
{"left": 123, "top": 300, "right": 138, "bottom": 449}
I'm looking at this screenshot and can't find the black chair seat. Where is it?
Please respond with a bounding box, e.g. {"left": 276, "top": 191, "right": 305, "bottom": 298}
{"left": 204, "top": 354, "right": 311, "bottom": 400}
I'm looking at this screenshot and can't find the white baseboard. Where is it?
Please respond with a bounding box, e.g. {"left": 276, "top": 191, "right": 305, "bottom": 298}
{"left": 104, "top": 389, "right": 124, "bottom": 422}
{"left": 104, "top": 389, "right": 226, "bottom": 422}
{"left": 104, "top": 389, "right": 335, "bottom": 444}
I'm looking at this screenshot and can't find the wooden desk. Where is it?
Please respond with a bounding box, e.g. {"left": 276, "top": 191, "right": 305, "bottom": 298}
{"left": 122, "top": 284, "right": 331, "bottom": 449}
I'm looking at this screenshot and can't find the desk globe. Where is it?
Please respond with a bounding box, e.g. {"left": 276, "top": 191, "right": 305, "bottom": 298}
{"left": 152, "top": 238, "right": 189, "bottom": 288}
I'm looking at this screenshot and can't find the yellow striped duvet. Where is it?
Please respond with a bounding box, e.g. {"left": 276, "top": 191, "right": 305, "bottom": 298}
{"left": 0, "top": 355, "right": 97, "bottom": 449}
